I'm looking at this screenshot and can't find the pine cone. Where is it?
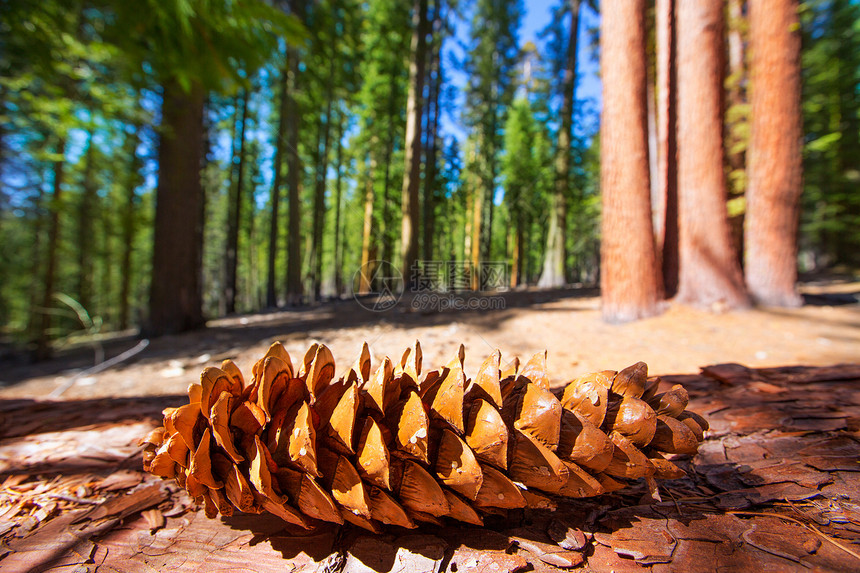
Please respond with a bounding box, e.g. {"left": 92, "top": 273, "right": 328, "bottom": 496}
{"left": 141, "top": 341, "right": 708, "bottom": 531}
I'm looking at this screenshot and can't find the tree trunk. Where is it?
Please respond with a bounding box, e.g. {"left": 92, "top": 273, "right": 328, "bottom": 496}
{"left": 676, "top": 0, "right": 749, "bottom": 309}
{"left": 656, "top": 0, "right": 679, "bottom": 296}
{"left": 380, "top": 70, "right": 398, "bottom": 270}
{"left": 401, "top": 0, "right": 429, "bottom": 289}
{"left": 225, "top": 88, "right": 249, "bottom": 315}
{"left": 539, "top": 0, "right": 581, "bottom": 288}
{"left": 483, "top": 136, "right": 496, "bottom": 263}
{"left": 470, "top": 168, "right": 483, "bottom": 291}
{"left": 146, "top": 79, "right": 206, "bottom": 336}
{"left": 76, "top": 135, "right": 97, "bottom": 313}
{"left": 34, "top": 137, "right": 67, "bottom": 360}
{"left": 310, "top": 98, "right": 334, "bottom": 302}
{"left": 600, "top": 0, "right": 663, "bottom": 323}
{"left": 359, "top": 151, "right": 376, "bottom": 295}
{"left": 422, "top": 14, "right": 442, "bottom": 264}
{"left": 285, "top": 46, "right": 303, "bottom": 305}
{"left": 511, "top": 220, "right": 524, "bottom": 288}
{"left": 745, "top": 0, "right": 803, "bottom": 307}
{"left": 332, "top": 109, "right": 345, "bottom": 296}
{"left": 119, "top": 127, "right": 142, "bottom": 331}
{"left": 266, "top": 61, "right": 289, "bottom": 308}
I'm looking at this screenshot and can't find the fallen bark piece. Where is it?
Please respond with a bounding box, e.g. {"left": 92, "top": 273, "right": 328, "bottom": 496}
{"left": 547, "top": 520, "right": 589, "bottom": 551}
{"left": 511, "top": 535, "right": 586, "bottom": 568}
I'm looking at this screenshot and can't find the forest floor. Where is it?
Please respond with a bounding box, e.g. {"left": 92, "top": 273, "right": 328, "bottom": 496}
{"left": 1, "top": 275, "right": 859, "bottom": 400}
{"left": 0, "top": 276, "right": 859, "bottom": 572}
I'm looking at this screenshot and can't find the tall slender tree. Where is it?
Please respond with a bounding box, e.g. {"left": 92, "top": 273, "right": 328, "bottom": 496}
{"left": 35, "top": 137, "right": 67, "bottom": 359}
{"left": 224, "top": 86, "right": 250, "bottom": 314}
{"left": 421, "top": 6, "right": 443, "bottom": 264}
{"left": 463, "top": 0, "right": 523, "bottom": 268}
{"left": 538, "top": 0, "right": 581, "bottom": 288}
{"left": 745, "top": 0, "right": 803, "bottom": 307}
{"left": 285, "top": 35, "right": 304, "bottom": 306}
{"left": 655, "top": 0, "right": 678, "bottom": 296}
{"left": 331, "top": 107, "right": 346, "bottom": 296}
{"left": 118, "top": 125, "right": 142, "bottom": 330}
{"left": 310, "top": 57, "right": 335, "bottom": 302}
{"left": 675, "top": 0, "right": 749, "bottom": 309}
{"left": 400, "top": 0, "right": 429, "bottom": 288}
{"left": 600, "top": 0, "right": 663, "bottom": 323}
{"left": 76, "top": 135, "right": 97, "bottom": 313}
{"left": 266, "top": 58, "right": 289, "bottom": 308}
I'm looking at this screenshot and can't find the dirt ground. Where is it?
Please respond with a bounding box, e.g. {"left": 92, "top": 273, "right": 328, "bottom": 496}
{"left": 1, "top": 278, "right": 858, "bottom": 400}
{"left": 1, "top": 279, "right": 859, "bottom": 572}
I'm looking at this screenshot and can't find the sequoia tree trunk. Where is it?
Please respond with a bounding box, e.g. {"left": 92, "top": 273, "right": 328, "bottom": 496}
{"left": 675, "top": 0, "right": 749, "bottom": 309}
{"left": 147, "top": 79, "right": 206, "bottom": 336}
{"left": 599, "top": 0, "right": 663, "bottom": 323}
{"left": 745, "top": 0, "right": 803, "bottom": 307}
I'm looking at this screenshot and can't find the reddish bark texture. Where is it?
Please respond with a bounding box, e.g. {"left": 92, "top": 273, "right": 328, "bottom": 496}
{"left": 745, "top": 0, "right": 803, "bottom": 307}
{"left": 675, "top": 0, "right": 749, "bottom": 309}
{"left": 600, "top": 0, "right": 663, "bottom": 323}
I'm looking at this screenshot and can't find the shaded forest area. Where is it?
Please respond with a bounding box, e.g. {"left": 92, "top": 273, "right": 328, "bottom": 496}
{"left": 0, "top": 0, "right": 858, "bottom": 358}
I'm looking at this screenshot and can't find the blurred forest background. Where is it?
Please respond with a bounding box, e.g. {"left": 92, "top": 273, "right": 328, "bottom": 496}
{"left": 0, "top": 0, "right": 858, "bottom": 360}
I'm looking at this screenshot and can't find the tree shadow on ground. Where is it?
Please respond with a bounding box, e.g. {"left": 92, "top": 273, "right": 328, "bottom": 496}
{"left": 0, "top": 287, "right": 599, "bottom": 388}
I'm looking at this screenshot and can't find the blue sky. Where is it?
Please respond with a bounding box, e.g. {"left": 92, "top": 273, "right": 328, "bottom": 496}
{"left": 442, "top": 0, "right": 602, "bottom": 143}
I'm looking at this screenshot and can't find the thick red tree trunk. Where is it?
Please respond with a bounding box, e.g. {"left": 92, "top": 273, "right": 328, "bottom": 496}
{"left": 675, "top": 0, "right": 749, "bottom": 309}
{"left": 600, "top": 0, "right": 663, "bottom": 323}
{"left": 147, "top": 80, "right": 206, "bottom": 336}
{"left": 745, "top": 0, "right": 803, "bottom": 307}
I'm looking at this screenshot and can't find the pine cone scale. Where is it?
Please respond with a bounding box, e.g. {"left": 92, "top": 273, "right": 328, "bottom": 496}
{"left": 141, "top": 341, "right": 707, "bottom": 531}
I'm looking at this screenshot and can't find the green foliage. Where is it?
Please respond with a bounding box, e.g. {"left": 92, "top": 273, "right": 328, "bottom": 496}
{"left": 799, "top": 0, "right": 860, "bottom": 268}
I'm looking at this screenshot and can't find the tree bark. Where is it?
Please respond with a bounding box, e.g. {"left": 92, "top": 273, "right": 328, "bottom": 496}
{"left": 745, "top": 0, "right": 803, "bottom": 307}
{"left": 676, "top": 0, "right": 749, "bottom": 309}
{"left": 285, "top": 46, "right": 303, "bottom": 305}
{"left": 76, "top": 135, "right": 96, "bottom": 314}
{"left": 359, "top": 151, "right": 376, "bottom": 295}
{"left": 655, "top": 0, "right": 679, "bottom": 296}
{"left": 34, "top": 137, "right": 67, "bottom": 360}
{"left": 119, "top": 127, "right": 142, "bottom": 331}
{"left": 146, "top": 79, "right": 206, "bottom": 336}
{"left": 401, "top": 0, "right": 429, "bottom": 289}
{"left": 600, "top": 0, "right": 663, "bottom": 323}
{"left": 332, "top": 108, "right": 345, "bottom": 297}
{"left": 266, "top": 61, "right": 289, "bottom": 308}
{"left": 470, "top": 161, "right": 483, "bottom": 291}
{"left": 422, "top": 11, "right": 442, "bottom": 264}
{"left": 225, "top": 88, "right": 249, "bottom": 315}
{"left": 311, "top": 60, "right": 335, "bottom": 303}
{"left": 539, "top": 0, "right": 581, "bottom": 288}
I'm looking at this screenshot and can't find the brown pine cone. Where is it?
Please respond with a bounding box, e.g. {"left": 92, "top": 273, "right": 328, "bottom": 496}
{"left": 141, "top": 341, "right": 708, "bottom": 531}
